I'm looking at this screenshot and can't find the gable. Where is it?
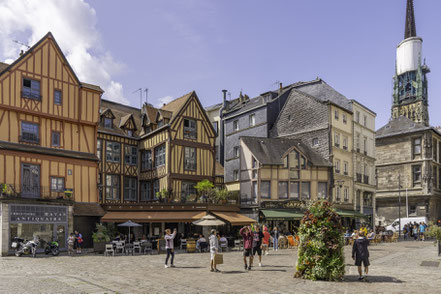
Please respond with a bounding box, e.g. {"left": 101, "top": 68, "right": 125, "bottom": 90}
{"left": 101, "top": 109, "right": 115, "bottom": 119}
{"left": 119, "top": 114, "right": 137, "bottom": 130}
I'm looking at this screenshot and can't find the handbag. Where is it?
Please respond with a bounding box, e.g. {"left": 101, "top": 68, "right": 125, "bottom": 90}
{"left": 214, "top": 253, "right": 223, "bottom": 265}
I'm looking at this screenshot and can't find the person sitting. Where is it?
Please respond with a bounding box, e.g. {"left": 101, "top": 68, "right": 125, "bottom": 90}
{"left": 367, "top": 230, "right": 375, "bottom": 240}
{"left": 196, "top": 234, "right": 207, "bottom": 252}
{"left": 219, "top": 235, "right": 228, "bottom": 251}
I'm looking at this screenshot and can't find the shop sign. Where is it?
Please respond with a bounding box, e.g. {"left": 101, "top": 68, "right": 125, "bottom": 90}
{"left": 260, "top": 200, "right": 306, "bottom": 209}
{"left": 10, "top": 205, "right": 68, "bottom": 223}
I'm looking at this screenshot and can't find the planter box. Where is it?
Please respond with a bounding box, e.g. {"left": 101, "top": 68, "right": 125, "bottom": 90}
{"left": 93, "top": 241, "right": 106, "bottom": 253}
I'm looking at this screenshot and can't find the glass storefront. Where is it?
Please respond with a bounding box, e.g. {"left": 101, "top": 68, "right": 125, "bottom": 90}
{"left": 9, "top": 204, "right": 69, "bottom": 251}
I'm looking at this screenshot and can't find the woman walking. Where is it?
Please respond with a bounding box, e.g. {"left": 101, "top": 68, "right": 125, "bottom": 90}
{"left": 240, "top": 226, "right": 253, "bottom": 270}
{"left": 272, "top": 227, "right": 279, "bottom": 251}
{"left": 209, "top": 229, "right": 220, "bottom": 272}
{"left": 164, "top": 228, "right": 177, "bottom": 268}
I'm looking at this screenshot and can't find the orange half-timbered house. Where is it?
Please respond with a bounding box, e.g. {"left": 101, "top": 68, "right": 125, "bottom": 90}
{"left": 100, "top": 92, "right": 254, "bottom": 237}
{"left": 0, "top": 33, "right": 103, "bottom": 255}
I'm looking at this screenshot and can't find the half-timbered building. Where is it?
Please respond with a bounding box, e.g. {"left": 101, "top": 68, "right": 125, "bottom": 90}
{"left": 0, "top": 33, "right": 103, "bottom": 255}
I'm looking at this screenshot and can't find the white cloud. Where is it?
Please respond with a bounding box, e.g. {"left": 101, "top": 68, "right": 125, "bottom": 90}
{"left": 155, "top": 96, "right": 174, "bottom": 108}
{"left": 0, "top": 0, "right": 128, "bottom": 104}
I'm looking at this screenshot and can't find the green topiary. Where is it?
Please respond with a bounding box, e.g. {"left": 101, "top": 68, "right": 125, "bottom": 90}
{"left": 294, "top": 200, "right": 345, "bottom": 281}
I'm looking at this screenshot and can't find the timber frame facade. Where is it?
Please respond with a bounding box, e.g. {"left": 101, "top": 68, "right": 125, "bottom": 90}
{"left": 0, "top": 32, "right": 103, "bottom": 255}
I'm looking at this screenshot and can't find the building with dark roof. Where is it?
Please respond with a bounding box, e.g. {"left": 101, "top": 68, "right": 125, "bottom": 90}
{"left": 375, "top": 0, "right": 441, "bottom": 224}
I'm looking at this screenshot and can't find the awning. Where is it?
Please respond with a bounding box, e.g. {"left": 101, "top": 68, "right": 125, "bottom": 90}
{"left": 335, "top": 209, "right": 369, "bottom": 219}
{"left": 212, "top": 212, "right": 256, "bottom": 226}
{"left": 261, "top": 210, "right": 304, "bottom": 221}
{"left": 101, "top": 211, "right": 206, "bottom": 223}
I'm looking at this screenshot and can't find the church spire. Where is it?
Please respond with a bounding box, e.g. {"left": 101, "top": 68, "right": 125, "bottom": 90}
{"left": 405, "top": 0, "right": 417, "bottom": 39}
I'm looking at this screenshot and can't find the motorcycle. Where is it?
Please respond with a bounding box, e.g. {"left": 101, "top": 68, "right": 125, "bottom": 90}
{"left": 43, "top": 239, "right": 60, "bottom": 256}
{"left": 11, "top": 237, "right": 40, "bottom": 257}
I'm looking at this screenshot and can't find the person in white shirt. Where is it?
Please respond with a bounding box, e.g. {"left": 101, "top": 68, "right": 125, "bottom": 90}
{"left": 209, "top": 229, "right": 220, "bottom": 272}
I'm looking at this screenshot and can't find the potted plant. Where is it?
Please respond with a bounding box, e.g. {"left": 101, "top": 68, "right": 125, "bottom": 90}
{"left": 156, "top": 188, "right": 170, "bottom": 203}
{"left": 215, "top": 188, "right": 229, "bottom": 204}
{"left": 92, "top": 223, "right": 111, "bottom": 253}
{"left": 195, "top": 180, "right": 214, "bottom": 203}
{"left": 426, "top": 223, "right": 441, "bottom": 256}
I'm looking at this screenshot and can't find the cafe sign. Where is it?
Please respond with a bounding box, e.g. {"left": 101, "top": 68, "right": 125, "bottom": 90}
{"left": 260, "top": 200, "right": 307, "bottom": 209}
{"left": 10, "top": 204, "right": 68, "bottom": 223}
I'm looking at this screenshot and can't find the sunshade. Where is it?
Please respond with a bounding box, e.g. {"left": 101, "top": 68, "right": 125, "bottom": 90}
{"left": 117, "top": 220, "right": 142, "bottom": 243}
{"left": 193, "top": 214, "right": 226, "bottom": 226}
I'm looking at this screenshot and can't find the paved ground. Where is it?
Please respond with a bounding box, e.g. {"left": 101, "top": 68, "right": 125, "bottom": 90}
{"left": 0, "top": 241, "right": 440, "bottom": 293}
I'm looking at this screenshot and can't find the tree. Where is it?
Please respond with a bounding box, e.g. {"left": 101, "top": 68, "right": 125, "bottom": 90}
{"left": 294, "top": 200, "right": 345, "bottom": 281}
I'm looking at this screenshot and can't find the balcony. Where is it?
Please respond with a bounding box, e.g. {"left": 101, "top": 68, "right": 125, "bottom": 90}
{"left": 0, "top": 183, "right": 74, "bottom": 200}
{"left": 240, "top": 195, "right": 258, "bottom": 207}
{"left": 356, "top": 173, "right": 362, "bottom": 183}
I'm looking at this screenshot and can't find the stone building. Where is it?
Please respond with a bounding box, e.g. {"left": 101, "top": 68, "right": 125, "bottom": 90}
{"left": 375, "top": 0, "right": 441, "bottom": 224}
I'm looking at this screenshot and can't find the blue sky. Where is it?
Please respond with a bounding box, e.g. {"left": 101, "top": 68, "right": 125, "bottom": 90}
{"left": 1, "top": 0, "right": 440, "bottom": 129}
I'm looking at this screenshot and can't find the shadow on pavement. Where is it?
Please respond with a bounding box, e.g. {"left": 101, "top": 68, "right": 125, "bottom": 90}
{"left": 174, "top": 266, "right": 205, "bottom": 269}
{"left": 344, "top": 275, "right": 403, "bottom": 283}
{"left": 257, "top": 269, "right": 287, "bottom": 272}
{"left": 221, "top": 271, "right": 247, "bottom": 274}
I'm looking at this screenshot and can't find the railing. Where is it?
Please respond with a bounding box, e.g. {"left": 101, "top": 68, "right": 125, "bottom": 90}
{"left": 0, "top": 184, "right": 74, "bottom": 200}
{"left": 240, "top": 195, "right": 258, "bottom": 206}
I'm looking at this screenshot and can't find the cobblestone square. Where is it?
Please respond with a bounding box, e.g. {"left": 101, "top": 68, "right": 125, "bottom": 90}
{"left": 0, "top": 241, "right": 440, "bottom": 293}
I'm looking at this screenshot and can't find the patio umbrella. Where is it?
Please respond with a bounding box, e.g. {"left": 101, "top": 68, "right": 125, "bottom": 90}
{"left": 117, "top": 220, "right": 142, "bottom": 243}
{"left": 193, "top": 214, "right": 226, "bottom": 226}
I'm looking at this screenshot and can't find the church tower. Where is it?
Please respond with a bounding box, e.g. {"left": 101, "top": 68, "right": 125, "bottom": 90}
{"left": 392, "top": 0, "right": 430, "bottom": 126}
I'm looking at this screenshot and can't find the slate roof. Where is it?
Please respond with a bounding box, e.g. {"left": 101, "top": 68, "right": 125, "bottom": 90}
{"left": 215, "top": 161, "right": 224, "bottom": 176}
{"left": 81, "top": 82, "right": 104, "bottom": 93}
{"left": 0, "top": 62, "right": 8, "bottom": 73}
{"left": 99, "top": 99, "right": 143, "bottom": 138}
{"left": 240, "top": 136, "right": 331, "bottom": 167}
{"left": 376, "top": 116, "right": 429, "bottom": 138}
{"left": 160, "top": 91, "right": 193, "bottom": 122}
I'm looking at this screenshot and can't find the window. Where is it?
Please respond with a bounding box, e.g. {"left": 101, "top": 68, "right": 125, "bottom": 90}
{"left": 409, "top": 205, "right": 417, "bottom": 216}
{"left": 356, "top": 133, "right": 360, "bottom": 152}
{"left": 356, "top": 111, "right": 360, "bottom": 123}
{"left": 22, "top": 78, "right": 40, "bottom": 100}
{"left": 439, "top": 166, "right": 441, "bottom": 190}
{"left": 127, "top": 130, "right": 133, "bottom": 137}
{"left": 335, "top": 159, "right": 340, "bottom": 173}
{"left": 233, "top": 170, "right": 239, "bottom": 181}
{"left": 312, "top": 138, "right": 319, "bottom": 146}
{"left": 363, "top": 193, "right": 372, "bottom": 207}
{"left": 212, "top": 121, "right": 218, "bottom": 134}
{"left": 289, "top": 150, "right": 300, "bottom": 179}
{"left": 334, "top": 110, "right": 339, "bottom": 120}
{"left": 97, "top": 140, "right": 102, "bottom": 160}
{"left": 51, "top": 131, "right": 60, "bottom": 147}
{"left": 301, "top": 182, "right": 310, "bottom": 200}
{"left": 290, "top": 182, "right": 299, "bottom": 199}
{"left": 50, "top": 177, "right": 64, "bottom": 192}
{"left": 334, "top": 133, "right": 340, "bottom": 147}
{"left": 104, "top": 117, "right": 113, "bottom": 129}
{"left": 154, "top": 144, "right": 166, "bottom": 167}
{"left": 318, "top": 182, "right": 327, "bottom": 199}
{"left": 343, "top": 136, "right": 348, "bottom": 150}
{"left": 21, "top": 164, "right": 40, "bottom": 198}
{"left": 439, "top": 142, "right": 441, "bottom": 164}
{"left": 261, "top": 181, "right": 270, "bottom": 199}
{"left": 363, "top": 137, "right": 368, "bottom": 155}
{"left": 157, "top": 120, "right": 164, "bottom": 128}
{"left": 433, "top": 166, "right": 438, "bottom": 190}
{"left": 343, "top": 114, "right": 347, "bottom": 124}
{"left": 363, "top": 115, "right": 367, "bottom": 127}
{"left": 105, "top": 175, "right": 120, "bottom": 200}
{"left": 106, "top": 142, "right": 121, "bottom": 163}
{"left": 343, "top": 161, "right": 348, "bottom": 175}
{"left": 124, "top": 177, "right": 137, "bottom": 201}
{"left": 301, "top": 156, "right": 307, "bottom": 169}
{"left": 412, "top": 165, "right": 421, "bottom": 185}
{"left": 252, "top": 157, "right": 257, "bottom": 169}
{"left": 252, "top": 181, "right": 258, "bottom": 199}
{"left": 434, "top": 139, "right": 438, "bottom": 162}
{"left": 184, "top": 147, "right": 196, "bottom": 171}
{"left": 252, "top": 170, "right": 257, "bottom": 180}
{"left": 233, "top": 146, "right": 240, "bottom": 158}
{"left": 153, "top": 180, "right": 160, "bottom": 198}
{"left": 141, "top": 150, "right": 152, "bottom": 170}
{"left": 54, "top": 90, "right": 62, "bottom": 105}
{"left": 20, "top": 122, "right": 39, "bottom": 143}
{"left": 336, "top": 187, "right": 341, "bottom": 201}
{"left": 233, "top": 120, "right": 239, "bottom": 131}
{"left": 183, "top": 119, "right": 197, "bottom": 139}
{"left": 182, "top": 181, "right": 197, "bottom": 202}
{"left": 344, "top": 187, "right": 349, "bottom": 202}
{"left": 140, "top": 181, "right": 152, "bottom": 201}
{"left": 413, "top": 138, "right": 422, "bottom": 157}
{"left": 249, "top": 114, "right": 255, "bottom": 127}
{"left": 144, "top": 125, "right": 152, "bottom": 134}
{"left": 124, "top": 146, "right": 137, "bottom": 165}
{"left": 283, "top": 156, "right": 288, "bottom": 168}
{"left": 278, "top": 181, "right": 288, "bottom": 199}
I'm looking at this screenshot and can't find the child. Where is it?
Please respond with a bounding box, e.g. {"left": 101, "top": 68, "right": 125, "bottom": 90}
{"left": 67, "top": 233, "right": 75, "bottom": 256}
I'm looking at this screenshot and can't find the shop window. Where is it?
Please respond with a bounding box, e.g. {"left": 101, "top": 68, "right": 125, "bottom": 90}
{"left": 54, "top": 90, "right": 62, "bottom": 105}
{"left": 124, "top": 177, "right": 137, "bottom": 201}
{"left": 154, "top": 144, "right": 166, "bottom": 167}
{"left": 183, "top": 119, "right": 197, "bottom": 139}
{"left": 278, "top": 181, "right": 288, "bottom": 199}
{"left": 412, "top": 165, "right": 421, "bottom": 186}
{"left": 22, "top": 78, "right": 41, "bottom": 100}
{"left": 141, "top": 150, "right": 152, "bottom": 170}
{"left": 50, "top": 177, "right": 64, "bottom": 192}
{"left": 184, "top": 147, "right": 196, "bottom": 171}
{"left": 290, "top": 182, "right": 299, "bottom": 199}
{"left": 261, "top": 181, "right": 270, "bottom": 199}
{"left": 301, "top": 182, "right": 310, "bottom": 200}
{"left": 20, "top": 121, "right": 40, "bottom": 143}
{"left": 105, "top": 174, "right": 120, "bottom": 200}
{"left": 140, "top": 181, "right": 152, "bottom": 201}
{"left": 318, "top": 182, "right": 327, "bottom": 199}
{"left": 106, "top": 142, "right": 121, "bottom": 163}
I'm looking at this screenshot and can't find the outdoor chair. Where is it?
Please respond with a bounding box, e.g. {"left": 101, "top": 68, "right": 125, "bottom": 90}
{"left": 133, "top": 242, "right": 141, "bottom": 254}
{"left": 198, "top": 242, "right": 208, "bottom": 252}
{"left": 234, "top": 239, "right": 243, "bottom": 251}
{"left": 125, "top": 243, "right": 134, "bottom": 255}
{"left": 142, "top": 242, "right": 153, "bottom": 255}
{"left": 104, "top": 244, "right": 114, "bottom": 256}
{"left": 115, "top": 242, "right": 125, "bottom": 255}
{"left": 219, "top": 240, "right": 228, "bottom": 252}
{"left": 180, "top": 239, "right": 187, "bottom": 250}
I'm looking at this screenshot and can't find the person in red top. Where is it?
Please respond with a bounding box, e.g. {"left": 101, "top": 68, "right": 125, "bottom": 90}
{"left": 262, "top": 226, "right": 271, "bottom": 256}
{"left": 240, "top": 226, "right": 253, "bottom": 270}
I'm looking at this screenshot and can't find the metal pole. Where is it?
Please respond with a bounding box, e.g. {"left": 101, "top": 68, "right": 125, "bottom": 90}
{"left": 406, "top": 188, "right": 408, "bottom": 218}
{"left": 398, "top": 175, "right": 402, "bottom": 239}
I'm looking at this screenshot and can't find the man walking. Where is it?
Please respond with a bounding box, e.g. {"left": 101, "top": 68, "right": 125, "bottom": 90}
{"left": 209, "top": 229, "right": 220, "bottom": 272}
{"left": 272, "top": 227, "right": 279, "bottom": 251}
{"left": 251, "top": 225, "right": 264, "bottom": 267}
{"left": 164, "top": 228, "right": 177, "bottom": 268}
{"left": 352, "top": 229, "right": 370, "bottom": 281}
{"left": 240, "top": 226, "right": 253, "bottom": 270}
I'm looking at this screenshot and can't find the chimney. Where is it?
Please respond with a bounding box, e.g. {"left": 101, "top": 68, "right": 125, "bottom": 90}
{"left": 279, "top": 82, "right": 283, "bottom": 95}
{"left": 19, "top": 50, "right": 24, "bottom": 56}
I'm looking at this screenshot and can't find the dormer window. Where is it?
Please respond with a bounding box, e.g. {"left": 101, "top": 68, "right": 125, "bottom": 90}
{"left": 127, "top": 130, "right": 133, "bottom": 137}
{"left": 144, "top": 125, "right": 152, "bottom": 134}
{"left": 157, "top": 120, "right": 164, "bottom": 128}
{"left": 104, "top": 117, "right": 112, "bottom": 129}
